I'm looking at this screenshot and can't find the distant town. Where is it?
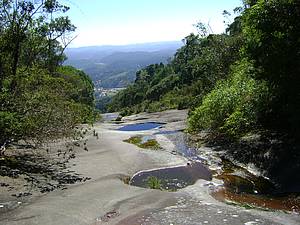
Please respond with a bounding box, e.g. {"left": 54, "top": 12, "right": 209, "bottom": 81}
{"left": 94, "top": 86, "right": 125, "bottom": 98}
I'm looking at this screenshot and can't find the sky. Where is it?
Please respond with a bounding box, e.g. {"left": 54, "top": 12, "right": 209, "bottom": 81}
{"left": 64, "top": 0, "right": 243, "bottom": 47}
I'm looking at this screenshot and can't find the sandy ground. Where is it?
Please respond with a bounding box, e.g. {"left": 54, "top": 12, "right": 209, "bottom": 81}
{"left": 0, "top": 110, "right": 299, "bottom": 225}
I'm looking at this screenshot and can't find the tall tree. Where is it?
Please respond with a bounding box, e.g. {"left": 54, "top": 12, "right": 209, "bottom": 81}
{"left": 0, "top": 1, "right": 96, "bottom": 154}
{"left": 0, "top": 0, "right": 75, "bottom": 86}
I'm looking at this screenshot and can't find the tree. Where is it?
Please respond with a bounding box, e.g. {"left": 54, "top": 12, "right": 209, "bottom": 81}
{"left": 242, "top": 0, "right": 300, "bottom": 133}
{"left": 0, "top": 0, "right": 75, "bottom": 86}
{"left": 0, "top": 1, "right": 96, "bottom": 154}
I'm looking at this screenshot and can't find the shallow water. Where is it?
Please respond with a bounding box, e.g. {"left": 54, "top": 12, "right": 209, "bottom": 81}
{"left": 122, "top": 122, "right": 300, "bottom": 212}
{"left": 212, "top": 188, "right": 300, "bottom": 213}
{"left": 130, "top": 162, "right": 212, "bottom": 191}
{"left": 118, "top": 122, "right": 164, "bottom": 131}
{"left": 127, "top": 129, "right": 210, "bottom": 190}
{"left": 161, "top": 131, "right": 203, "bottom": 161}
{"left": 211, "top": 158, "right": 300, "bottom": 213}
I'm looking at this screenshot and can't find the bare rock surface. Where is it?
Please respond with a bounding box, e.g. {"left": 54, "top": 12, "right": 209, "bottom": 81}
{"left": 0, "top": 110, "right": 299, "bottom": 225}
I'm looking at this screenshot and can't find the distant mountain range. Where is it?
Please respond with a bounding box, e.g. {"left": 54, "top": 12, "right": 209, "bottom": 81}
{"left": 64, "top": 41, "right": 182, "bottom": 88}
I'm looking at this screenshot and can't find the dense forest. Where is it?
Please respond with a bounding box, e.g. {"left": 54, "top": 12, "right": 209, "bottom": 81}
{"left": 109, "top": 0, "right": 300, "bottom": 186}
{"left": 0, "top": 0, "right": 96, "bottom": 153}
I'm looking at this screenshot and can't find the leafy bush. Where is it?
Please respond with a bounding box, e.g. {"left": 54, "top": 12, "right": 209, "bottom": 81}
{"left": 146, "top": 74, "right": 179, "bottom": 101}
{"left": 188, "top": 60, "right": 269, "bottom": 137}
{"left": 0, "top": 66, "right": 97, "bottom": 147}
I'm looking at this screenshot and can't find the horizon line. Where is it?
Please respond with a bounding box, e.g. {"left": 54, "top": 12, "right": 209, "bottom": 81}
{"left": 67, "top": 39, "right": 184, "bottom": 49}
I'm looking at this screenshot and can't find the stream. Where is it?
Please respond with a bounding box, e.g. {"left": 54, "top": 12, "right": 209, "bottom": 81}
{"left": 118, "top": 122, "right": 300, "bottom": 213}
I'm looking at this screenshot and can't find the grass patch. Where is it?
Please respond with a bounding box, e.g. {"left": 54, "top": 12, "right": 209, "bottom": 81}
{"left": 124, "top": 136, "right": 142, "bottom": 145}
{"left": 139, "top": 139, "right": 161, "bottom": 150}
{"left": 124, "top": 136, "right": 161, "bottom": 150}
{"left": 147, "top": 176, "right": 162, "bottom": 190}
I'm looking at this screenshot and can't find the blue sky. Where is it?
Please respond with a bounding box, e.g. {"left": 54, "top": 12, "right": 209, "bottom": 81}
{"left": 65, "top": 0, "right": 242, "bottom": 47}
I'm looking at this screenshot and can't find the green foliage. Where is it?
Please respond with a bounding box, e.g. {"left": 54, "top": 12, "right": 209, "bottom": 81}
{"left": 146, "top": 74, "right": 179, "bottom": 101}
{"left": 96, "top": 96, "right": 112, "bottom": 113}
{"left": 147, "top": 176, "right": 162, "bottom": 190}
{"left": 241, "top": 0, "right": 300, "bottom": 134}
{"left": 124, "top": 135, "right": 161, "bottom": 150}
{"left": 139, "top": 139, "right": 161, "bottom": 150}
{"left": 124, "top": 136, "right": 142, "bottom": 145}
{"left": 0, "top": 0, "right": 76, "bottom": 79}
{"left": 173, "top": 34, "right": 243, "bottom": 86}
{"left": 188, "top": 60, "right": 269, "bottom": 137}
{"left": 0, "top": 66, "right": 96, "bottom": 146}
{"left": 57, "top": 66, "right": 95, "bottom": 107}
{"left": 0, "top": 1, "right": 96, "bottom": 150}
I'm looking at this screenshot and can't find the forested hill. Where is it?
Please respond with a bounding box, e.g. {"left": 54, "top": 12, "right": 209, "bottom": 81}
{"left": 109, "top": 0, "right": 300, "bottom": 187}
{"left": 0, "top": 0, "right": 96, "bottom": 152}
{"left": 65, "top": 41, "right": 182, "bottom": 88}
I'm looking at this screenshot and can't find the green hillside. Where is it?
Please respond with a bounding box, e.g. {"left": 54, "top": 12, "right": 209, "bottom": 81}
{"left": 65, "top": 42, "right": 182, "bottom": 88}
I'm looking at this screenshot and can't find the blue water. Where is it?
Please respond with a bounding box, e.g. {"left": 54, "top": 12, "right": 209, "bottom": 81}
{"left": 118, "top": 122, "right": 164, "bottom": 131}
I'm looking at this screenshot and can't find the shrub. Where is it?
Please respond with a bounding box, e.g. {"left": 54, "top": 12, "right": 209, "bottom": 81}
{"left": 188, "top": 60, "right": 269, "bottom": 137}
{"left": 147, "top": 176, "right": 162, "bottom": 190}
{"left": 0, "top": 66, "right": 97, "bottom": 148}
